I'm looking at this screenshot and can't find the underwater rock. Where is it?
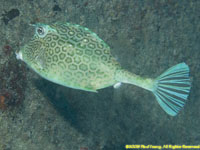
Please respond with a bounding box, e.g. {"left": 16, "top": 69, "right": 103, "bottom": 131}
{"left": 2, "top": 8, "right": 20, "bottom": 25}
{"left": 53, "top": 5, "right": 62, "bottom": 12}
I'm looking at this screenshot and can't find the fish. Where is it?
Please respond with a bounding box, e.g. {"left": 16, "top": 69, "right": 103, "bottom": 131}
{"left": 16, "top": 22, "right": 191, "bottom": 116}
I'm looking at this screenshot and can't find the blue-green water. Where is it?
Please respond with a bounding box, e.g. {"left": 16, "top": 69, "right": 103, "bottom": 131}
{"left": 0, "top": 0, "right": 199, "bottom": 150}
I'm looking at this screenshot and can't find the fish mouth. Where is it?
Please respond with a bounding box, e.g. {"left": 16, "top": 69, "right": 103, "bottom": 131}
{"left": 15, "top": 51, "right": 23, "bottom": 60}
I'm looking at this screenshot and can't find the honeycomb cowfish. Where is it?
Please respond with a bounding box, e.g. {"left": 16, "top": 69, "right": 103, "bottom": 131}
{"left": 16, "top": 22, "right": 191, "bottom": 116}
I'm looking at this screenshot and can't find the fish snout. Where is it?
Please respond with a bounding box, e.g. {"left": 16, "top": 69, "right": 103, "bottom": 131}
{"left": 15, "top": 51, "right": 23, "bottom": 60}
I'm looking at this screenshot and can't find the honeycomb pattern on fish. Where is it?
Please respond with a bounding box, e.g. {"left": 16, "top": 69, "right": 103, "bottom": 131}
{"left": 22, "top": 22, "right": 121, "bottom": 91}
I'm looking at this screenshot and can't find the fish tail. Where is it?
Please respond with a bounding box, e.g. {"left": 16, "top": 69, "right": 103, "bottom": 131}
{"left": 115, "top": 62, "right": 191, "bottom": 116}
{"left": 152, "top": 63, "right": 191, "bottom": 116}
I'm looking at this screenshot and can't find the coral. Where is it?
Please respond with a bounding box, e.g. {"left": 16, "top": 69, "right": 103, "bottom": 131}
{"left": 0, "top": 45, "right": 26, "bottom": 110}
{"left": 0, "top": 95, "right": 6, "bottom": 110}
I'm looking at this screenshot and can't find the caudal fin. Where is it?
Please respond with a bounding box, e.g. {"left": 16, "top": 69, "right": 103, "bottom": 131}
{"left": 152, "top": 63, "right": 191, "bottom": 116}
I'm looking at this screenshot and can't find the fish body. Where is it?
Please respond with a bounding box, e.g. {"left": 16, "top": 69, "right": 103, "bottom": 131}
{"left": 17, "top": 22, "right": 191, "bottom": 116}
{"left": 19, "top": 22, "right": 123, "bottom": 92}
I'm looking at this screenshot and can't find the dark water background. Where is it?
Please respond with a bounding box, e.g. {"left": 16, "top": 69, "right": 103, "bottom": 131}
{"left": 0, "top": 0, "right": 199, "bottom": 150}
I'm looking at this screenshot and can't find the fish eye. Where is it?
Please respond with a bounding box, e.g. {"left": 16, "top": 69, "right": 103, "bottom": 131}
{"left": 35, "top": 25, "right": 48, "bottom": 38}
{"left": 37, "top": 26, "right": 45, "bottom": 35}
{"left": 34, "top": 24, "right": 54, "bottom": 38}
